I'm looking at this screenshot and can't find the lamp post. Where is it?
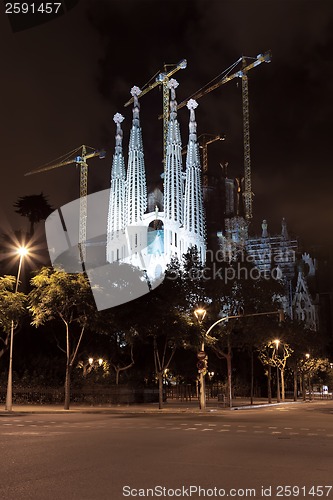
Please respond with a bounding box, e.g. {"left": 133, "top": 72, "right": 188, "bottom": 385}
{"left": 200, "top": 309, "right": 283, "bottom": 409}
{"left": 194, "top": 308, "right": 207, "bottom": 410}
{"left": 274, "top": 339, "right": 281, "bottom": 403}
{"left": 5, "top": 246, "right": 28, "bottom": 412}
{"left": 305, "top": 353, "right": 312, "bottom": 400}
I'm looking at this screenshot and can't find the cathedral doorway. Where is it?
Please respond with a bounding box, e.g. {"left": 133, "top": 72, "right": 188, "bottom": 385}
{"left": 147, "top": 219, "right": 164, "bottom": 255}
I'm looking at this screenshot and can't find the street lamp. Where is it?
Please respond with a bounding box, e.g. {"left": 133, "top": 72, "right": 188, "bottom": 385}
{"left": 273, "top": 339, "right": 281, "bottom": 403}
{"left": 5, "top": 246, "right": 28, "bottom": 412}
{"left": 194, "top": 307, "right": 207, "bottom": 410}
{"left": 194, "top": 308, "right": 206, "bottom": 323}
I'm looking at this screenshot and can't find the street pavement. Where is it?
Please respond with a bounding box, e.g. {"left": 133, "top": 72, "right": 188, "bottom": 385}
{"left": 0, "top": 400, "right": 332, "bottom": 500}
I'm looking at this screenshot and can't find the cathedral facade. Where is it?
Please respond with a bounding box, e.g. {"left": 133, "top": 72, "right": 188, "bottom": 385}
{"left": 106, "top": 79, "right": 206, "bottom": 285}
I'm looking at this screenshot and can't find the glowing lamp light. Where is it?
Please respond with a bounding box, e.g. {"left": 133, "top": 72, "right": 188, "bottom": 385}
{"left": 273, "top": 339, "right": 280, "bottom": 349}
{"left": 17, "top": 246, "right": 28, "bottom": 257}
{"left": 194, "top": 308, "right": 206, "bottom": 323}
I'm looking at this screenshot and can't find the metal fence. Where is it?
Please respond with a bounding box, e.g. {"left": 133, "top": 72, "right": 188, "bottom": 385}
{"left": 0, "top": 386, "right": 161, "bottom": 405}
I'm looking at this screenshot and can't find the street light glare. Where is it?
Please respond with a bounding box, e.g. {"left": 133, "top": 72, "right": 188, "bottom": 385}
{"left": 274, "top": 339, "right": 280, "bottom": 348}
{"left": 194, "top": 308, "right": 207, "bottom": 323}
{"left": 17, "top": 246, "right": 28, "bottom": 257}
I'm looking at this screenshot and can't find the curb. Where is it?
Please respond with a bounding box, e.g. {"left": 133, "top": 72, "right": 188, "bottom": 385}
{"left": 0, "top": 400, "right": 316, "bottom": 416}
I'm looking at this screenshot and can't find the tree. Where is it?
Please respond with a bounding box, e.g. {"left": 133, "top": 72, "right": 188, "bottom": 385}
{"left": 14, "top": 193, "right": 53, "bottom": 237}
{"left": 258, "top": 340, "right": 293, "bottom": 402}
{"left": 298, "top": 355, "right": 331, "bottom": 400}
{"left": 111, "top": 255, "right": 199, "bottom": 409}
{"left": 108, "top": 329, "right": 136, "bottom": 385}
{"left": 203, "top": 254, "right": 284, "bottom": 407}
{"left": 0, "top": 276, "right": 27, "bottom": 360}
{"left": 28, "top": 267, "right": 96, "bottom": 409}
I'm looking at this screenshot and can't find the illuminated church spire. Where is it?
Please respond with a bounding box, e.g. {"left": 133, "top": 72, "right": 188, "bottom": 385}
{"left": 107, "top": 113, "right": 126, "bottom": 241}
{"left": 164, "top": 78, "right": 183, "bottom": 256}
{"left": 183, "top": 99, "right": 206, "bottom": 259}
{"left": 126, "top": 86, "right": 147, "bottom": 225}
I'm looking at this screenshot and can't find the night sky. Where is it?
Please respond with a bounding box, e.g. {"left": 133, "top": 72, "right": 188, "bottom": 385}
{"left": 1, "top": 0, "right": 332, "bottom": 251}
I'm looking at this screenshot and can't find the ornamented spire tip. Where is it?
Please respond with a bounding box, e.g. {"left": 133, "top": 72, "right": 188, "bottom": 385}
{"left": 113, "top": 113, "right": 125, "bottom": 124}
{"left": 168, "top": 78, "right": 179, "bottom": 90}
{"left": 187, "top": 98, "right": 198, "bottom": 110}
{"left": 130, "top": 86, "right": 142, "bottom": 97}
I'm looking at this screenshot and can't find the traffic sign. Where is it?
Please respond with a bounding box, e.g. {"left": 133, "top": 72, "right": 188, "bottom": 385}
{"left": 197, "top": 351, "right": 207, "bottom": 360}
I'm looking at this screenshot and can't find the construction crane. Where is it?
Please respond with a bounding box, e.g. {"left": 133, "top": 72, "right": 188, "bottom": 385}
{"left": 25, "top": 145, "right": 105, "bottom": 262}
{"left": 124, "top": 58, "right": 187, "bottom": 168}
{"left": 162, "top": 51, "right": 271, "bottom": 221}
{"left": 199, "top": 134, "right": 226, "bottom": 187}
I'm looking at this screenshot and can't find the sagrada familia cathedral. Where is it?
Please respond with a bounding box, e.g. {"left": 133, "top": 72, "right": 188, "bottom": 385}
{"left": 106, "top": 78, "right": 320, "bottom": 332}
{"left": 106, "top": 80, "right": 205, "bottom": 281}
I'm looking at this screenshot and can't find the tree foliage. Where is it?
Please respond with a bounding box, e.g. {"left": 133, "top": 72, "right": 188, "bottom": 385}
{"left": 14, "top": 193, "right": 53, "bottom": 236}
{"left": 0, "top": 275, "right": 27, "bottom": 360}
{"left": 29, "top": 267, "right": 96, "bottom": 409}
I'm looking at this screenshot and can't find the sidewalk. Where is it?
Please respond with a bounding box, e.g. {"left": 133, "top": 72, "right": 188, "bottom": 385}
{"left": 0, "top": 398, "right": 308, "bottom": 415}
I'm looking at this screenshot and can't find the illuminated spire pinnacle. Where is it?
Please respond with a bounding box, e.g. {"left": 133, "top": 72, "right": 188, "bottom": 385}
{"left": 183, "top": 99, "right": 206, "bottom": 259}
{"left": 112, "top": 113, "right": 125, "bottom": 179}
{"left": 281, "top": 217, "right": 288, "bottom": 239}
{"left": 164, "top": 78, "right": 183, "bottom": 230}
{"left": 126, "top": 86, "right": 147, "bottom": 225}
{"left": 107, "top": 114, "right": 126, "bottom": 259}
{"left": 261, "top": 219, "right": 268, "bottom": 238}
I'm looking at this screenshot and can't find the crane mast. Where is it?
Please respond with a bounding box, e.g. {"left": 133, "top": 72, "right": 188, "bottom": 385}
{"left": 200, "top": 134, "right": 226, "bottom": 187}
{"left": 25, "top": 145, "right": 105, "bottom": 263}
{"left": 242, "top": 59, "right": 252, "bottom": 220}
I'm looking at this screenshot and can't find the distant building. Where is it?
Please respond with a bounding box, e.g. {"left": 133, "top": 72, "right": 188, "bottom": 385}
{"left": 217, "top": 176, "right": 319, "bottom": 331}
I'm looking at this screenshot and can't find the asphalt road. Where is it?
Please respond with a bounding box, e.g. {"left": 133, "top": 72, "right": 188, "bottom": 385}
{"left": 0, "top": 402, "right": 333, "bottom": 500}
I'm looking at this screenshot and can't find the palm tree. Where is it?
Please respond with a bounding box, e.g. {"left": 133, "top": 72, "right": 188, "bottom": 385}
{"left": 14, "top": 193, "right": 53, "bottom": 236}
